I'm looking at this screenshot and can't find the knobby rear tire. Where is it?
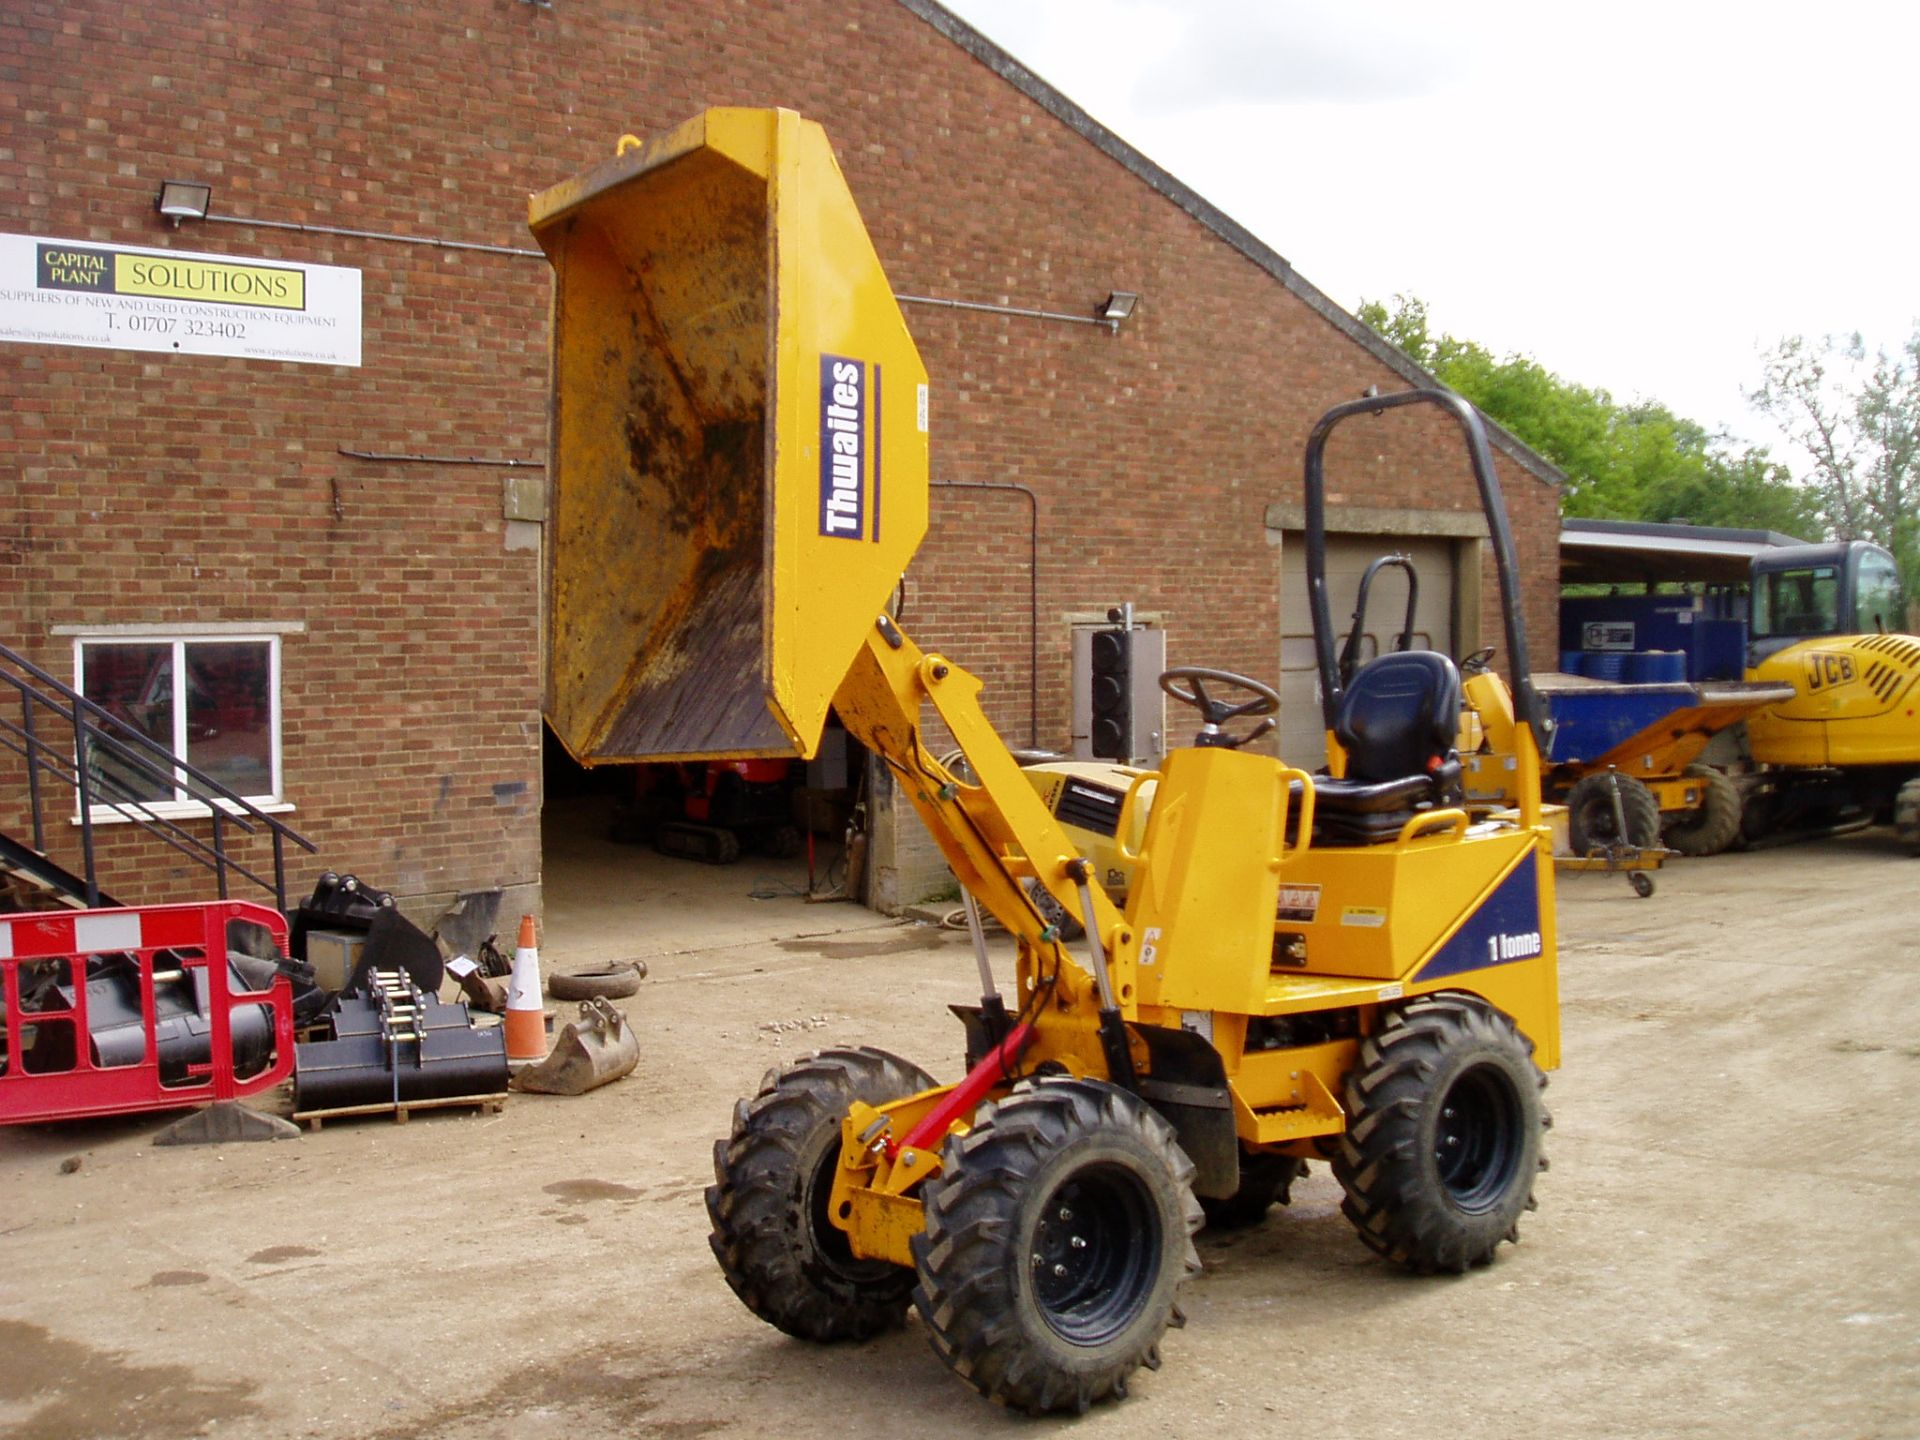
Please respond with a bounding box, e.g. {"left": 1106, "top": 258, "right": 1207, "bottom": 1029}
{"left": 1334, "top": 996, "right": 1549, "bottom": 1274}
{"left": 1662, "top": 764, "right": 1742, "bottom": 857}
{"left": 1198, "top": 1149, "right": 1306, "bottom": 1230}
{"left": 706, "top": 1046, "right": 934, "bottom": 1341}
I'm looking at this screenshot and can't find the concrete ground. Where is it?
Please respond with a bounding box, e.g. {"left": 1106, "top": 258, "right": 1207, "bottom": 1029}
{"left": 2, "top": 798, "right": 1917, "bottom": 1439}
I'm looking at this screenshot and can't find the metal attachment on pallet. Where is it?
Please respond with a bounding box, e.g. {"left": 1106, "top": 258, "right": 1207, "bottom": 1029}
{"left": 292, "top": 965, "right": 509, "bottom": 1121}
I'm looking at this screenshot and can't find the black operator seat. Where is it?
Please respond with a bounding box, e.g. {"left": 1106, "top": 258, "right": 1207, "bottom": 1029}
{"left": 1310, "top": 650, "right": 1465, "bottom": 845}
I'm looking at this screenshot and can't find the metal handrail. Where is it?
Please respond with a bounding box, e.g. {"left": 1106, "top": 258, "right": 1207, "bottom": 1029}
{"left": 0, "top": 640, "right": 316, "bottom": 909}
{"left": 0, "top": 717, "right": 258, "bottom": 871}
{"left": 6, "top": 730, "right": 291, "bottom": 902}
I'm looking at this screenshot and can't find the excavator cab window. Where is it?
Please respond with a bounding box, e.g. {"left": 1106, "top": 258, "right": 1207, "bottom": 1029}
{"left": 1855, "top": 549, "right": 1901, "bottom": 633}
{"left": 1753, "top": 565, "right": 1840, "bottom": 639}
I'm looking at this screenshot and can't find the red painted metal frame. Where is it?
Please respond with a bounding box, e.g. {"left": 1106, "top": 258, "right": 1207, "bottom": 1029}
{"left": 0, "top": 901, "right": 295, "bottom": 1125}
{"left": 890, "top": 1019, "right": 1034, "bottom": 1158}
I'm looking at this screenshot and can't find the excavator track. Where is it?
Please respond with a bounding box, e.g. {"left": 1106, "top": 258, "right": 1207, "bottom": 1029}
{"left": 654, "top": 821, "right": 743, "bottom": 865}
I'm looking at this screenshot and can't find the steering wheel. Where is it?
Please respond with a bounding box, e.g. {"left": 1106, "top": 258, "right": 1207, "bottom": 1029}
{"left": 1159, "top": 666, "right": 1281, "bottom": 749}
{"left": 1459, "top": 646, "right": 1498, "bottom": 676}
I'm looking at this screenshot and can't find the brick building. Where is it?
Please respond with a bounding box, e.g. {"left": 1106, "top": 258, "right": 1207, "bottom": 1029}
{"left": 0, "top": 0, "right": 1563, "bottom": 919}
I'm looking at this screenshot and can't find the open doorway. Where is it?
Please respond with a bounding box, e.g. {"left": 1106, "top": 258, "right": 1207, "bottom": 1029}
{"left": 538, "top": 713, "right": 868, "bottom": 917}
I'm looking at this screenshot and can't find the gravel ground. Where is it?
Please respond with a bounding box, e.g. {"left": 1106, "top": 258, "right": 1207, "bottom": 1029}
{"left": 1, "top": 807, "right": 1916, "bottom": 1439}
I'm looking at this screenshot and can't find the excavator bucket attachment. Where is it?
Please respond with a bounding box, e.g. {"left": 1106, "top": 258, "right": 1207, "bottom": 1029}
{"left": 510, "top": 998, "right": 641, "bottom": 1096}
{"left": 529, "top": 108, "right": 930, "bottom": 762}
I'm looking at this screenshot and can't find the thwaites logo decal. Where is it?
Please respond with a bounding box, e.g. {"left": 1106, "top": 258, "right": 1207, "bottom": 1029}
{"left": 1804, "top": 651, "right": 1856, "bottom": 691}
{"left": 1413, "top": 857, "right": 1544, "bottom": 983}
{"left": 819, "top": 354, "right": 881, "bottom": 541}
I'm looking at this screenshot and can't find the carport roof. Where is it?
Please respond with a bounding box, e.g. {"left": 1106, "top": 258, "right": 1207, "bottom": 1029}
{"left": 1560, "top": 518, "right": 1807, "bottom": 586}
{"left": 899, "top": 0, "right": 1569, "bottom": 492}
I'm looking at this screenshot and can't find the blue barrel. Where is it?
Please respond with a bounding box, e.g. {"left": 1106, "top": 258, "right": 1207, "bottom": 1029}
{"left": 1627, "top": 650, "right": 1686, "bottom": 683}
{"left": 1558, "top": 649, "right": 1585, "bottom": 675}
{"left": 1583, "top": 650, "right": 1630, "bottom": 682}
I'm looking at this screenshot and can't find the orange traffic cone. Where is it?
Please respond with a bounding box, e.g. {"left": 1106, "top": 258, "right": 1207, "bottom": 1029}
{"left": 504, "top": 914, "right": 547, "bottom": 1062}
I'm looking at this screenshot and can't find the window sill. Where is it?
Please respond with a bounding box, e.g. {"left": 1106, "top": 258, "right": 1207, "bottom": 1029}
{"left": 76, "top": 799, "right": 296, "bottom": 826}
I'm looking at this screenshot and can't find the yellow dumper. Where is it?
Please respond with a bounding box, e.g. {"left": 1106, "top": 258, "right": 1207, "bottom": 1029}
{"left": 531, "top": 108, "right": 1562, "bottom": 1415}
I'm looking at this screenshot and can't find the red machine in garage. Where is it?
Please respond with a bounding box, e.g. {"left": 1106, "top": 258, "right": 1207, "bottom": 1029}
{"left": 611, "top": 759, "right": 802, "bottom": 864}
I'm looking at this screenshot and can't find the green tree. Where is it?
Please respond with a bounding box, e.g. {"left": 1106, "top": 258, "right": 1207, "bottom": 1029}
{"left": 1357, "top": 294, "right": 1817, "bottom": 534}
{"left": 1363, "top": 292, "right": 1437, "bottom": 366}
{"left": 1634, "top": 420, "right": 1818, "bottom": 538}
{"left": 1749, "top": 329, "right": 1920, "bottom": 596}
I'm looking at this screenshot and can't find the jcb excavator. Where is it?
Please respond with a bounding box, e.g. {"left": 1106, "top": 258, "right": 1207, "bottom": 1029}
{"left": 1739, "top": 539, "right": 1920, "bottom": 849}
{"left": 530, "top": 108, "right": 1561, "bottom": 1415}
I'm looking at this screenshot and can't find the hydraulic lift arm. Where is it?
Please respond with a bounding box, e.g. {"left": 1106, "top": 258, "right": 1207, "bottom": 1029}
{"left": 834, "top": 616, "right": 1133, "bottom": 1081}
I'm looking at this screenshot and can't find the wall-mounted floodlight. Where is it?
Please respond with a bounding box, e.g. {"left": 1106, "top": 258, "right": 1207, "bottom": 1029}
{"left": 155, "top": 180, "right": 212, "bottom": 227}
{"left": 1098, "top": 291, "right": 1139, "bottom": 330}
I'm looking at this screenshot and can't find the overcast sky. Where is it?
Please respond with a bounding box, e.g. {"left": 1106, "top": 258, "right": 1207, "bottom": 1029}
{"left": 937, "top": 1, "right": 1920, "bottom": 460}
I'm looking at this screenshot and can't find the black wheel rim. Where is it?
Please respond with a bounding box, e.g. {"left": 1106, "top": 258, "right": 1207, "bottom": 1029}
{"left": 805, "top": 1141, "right": 894, "bottom": 1283}
{"left": 1029, "top": 1163, "right": 1159, "bottom": 1345}
{"left": 1578, "top": 796, "right": 1619, "bottom": 843}
{"left": 1433, "top": 1064, "right": 1523, "bottom": 1213}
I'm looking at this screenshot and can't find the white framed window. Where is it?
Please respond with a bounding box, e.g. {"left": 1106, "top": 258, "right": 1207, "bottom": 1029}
{"left": 63, "top": 625, "right": 295, "bottom": 822}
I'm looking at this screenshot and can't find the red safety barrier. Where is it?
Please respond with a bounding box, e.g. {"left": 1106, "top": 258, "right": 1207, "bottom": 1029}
{"left": 0, "top": 900, "right": 295, "bottom": 1125}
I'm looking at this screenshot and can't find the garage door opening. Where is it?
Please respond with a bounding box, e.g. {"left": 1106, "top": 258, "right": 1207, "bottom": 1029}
{"left": 1279, "top": 533, "right": 1472, "bottom": 771}
{"left": 539, "top": 715, "right": 868, "bottom": 926}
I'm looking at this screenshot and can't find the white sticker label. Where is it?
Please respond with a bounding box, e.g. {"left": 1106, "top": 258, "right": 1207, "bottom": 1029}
{"left": 1487, "top": 931, "right": 1544, "bottom": 963}
{"left": 1276, "top": 884, "right": 1321, "bottom": 922}
{"left": 1341, "top": 907, "right": 1387, "bottom": 929}
{"left": 917, "top": 383, "right": 929, "bottom": 433}
{"left": 1583, "top": 621, "right": 1635, "bottom": 651}
{"left": 1139, "top": 925, "right": 1162, "bottom": 966}
{"left": 74, "top": 912, "right": 143, "bottom": 952}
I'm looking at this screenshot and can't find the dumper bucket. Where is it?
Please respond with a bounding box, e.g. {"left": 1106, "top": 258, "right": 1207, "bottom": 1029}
{"left": 529, "top": 108, "right": 930, "bottom": 762}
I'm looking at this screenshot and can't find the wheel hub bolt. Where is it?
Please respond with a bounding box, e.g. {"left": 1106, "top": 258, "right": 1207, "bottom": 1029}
{"left": 1053, "top": 1264, "right": 1068, "bottom": 1278}
{"left": 1070, "top": 1236, "right": 1087, "bottom": 1249}
{"left": 1058, "top": 1207, "right": 1073, "bottom": 1221}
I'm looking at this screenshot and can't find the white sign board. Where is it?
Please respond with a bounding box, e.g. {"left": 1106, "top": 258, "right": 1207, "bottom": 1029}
{"left": 0, "top": 233, "right": 361, "bottom": 367}
{"left": 1582, "top": 621, "right": 1636, "bottom": 652}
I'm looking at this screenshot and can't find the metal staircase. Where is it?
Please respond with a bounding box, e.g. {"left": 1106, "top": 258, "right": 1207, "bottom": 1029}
{"left": 0, "top": 640, "right": 316, "bottom": 913}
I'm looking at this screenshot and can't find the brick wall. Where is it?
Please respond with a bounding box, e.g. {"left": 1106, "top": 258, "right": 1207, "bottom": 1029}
{"left": 0, "top": 0, "right": 1560, "bottom": 917}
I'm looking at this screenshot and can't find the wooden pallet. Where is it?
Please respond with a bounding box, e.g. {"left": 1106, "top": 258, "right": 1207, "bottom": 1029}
{"left": 291, "top": 1091, "right": 508, "bottom": 1131}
